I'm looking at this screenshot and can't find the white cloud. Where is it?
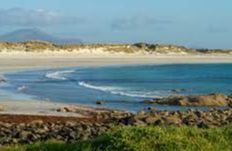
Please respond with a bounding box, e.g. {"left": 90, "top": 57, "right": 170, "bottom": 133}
{"left": 111, "top": 16, "right": 173, "bottom": 31}
{"left": 0, "top": 8, "right": 83, "bottom": 26}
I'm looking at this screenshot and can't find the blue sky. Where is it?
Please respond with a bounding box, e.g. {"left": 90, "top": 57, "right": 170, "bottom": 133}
{"left": 0, "top": 0, "right": 231, "bottom": 48}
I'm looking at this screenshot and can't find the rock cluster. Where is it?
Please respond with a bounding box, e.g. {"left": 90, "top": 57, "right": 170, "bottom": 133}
{"left": 0, "top": 121, "right": 112, "bottom": 145}
{"left": 119, "top": 108, "right": 232, "bottom": 128}
{"left": 143, "top": 93, "right": 232, "bottom": 107}
{"left": 56, "top": 105, "right": 132, "bottom": 120}
{"left": 0, "top": 107, "right": 231, "bottom": 145}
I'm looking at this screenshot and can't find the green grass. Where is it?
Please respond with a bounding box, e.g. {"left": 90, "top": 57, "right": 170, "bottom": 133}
{"left": 2, "top": 125, "right": 232, "bottom": 151}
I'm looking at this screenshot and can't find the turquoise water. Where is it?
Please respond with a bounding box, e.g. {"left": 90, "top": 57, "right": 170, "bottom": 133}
{"left": 2, "top": 64, "right": 232, "bottom": 111}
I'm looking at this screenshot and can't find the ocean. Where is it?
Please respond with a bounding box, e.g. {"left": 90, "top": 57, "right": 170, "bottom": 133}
{"left": 1, "top": 64, "right": 232, "bottom": 111}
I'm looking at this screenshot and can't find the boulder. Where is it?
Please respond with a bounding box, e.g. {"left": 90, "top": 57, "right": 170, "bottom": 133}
{"left": 143, "top": 94, "right": 230, "bottom": 106}
{"left": 144, "top": 116, "right": 159, "bottom": 124}
{"left": 63, "top": 106, "right": 76, "bottom": 112}
{"left": 96, "top": 101, "right": 106, "bottom": 105}
{"left": 56, "top": 106, "right": 76, "bottom": 112}
{"left": 56, "top": 108, "right": 66, "bottom": 112}
{"left": 164, "top": 117, "right": 182, "bottom": 125}
{"left": 137, "top": 110, "right": 146, "bottom": 116}
{"left": 0, "top": 77, "right": 6, "bottom": 83}
{"left": 227, "top": 95, "right": 232, "bottom": 108}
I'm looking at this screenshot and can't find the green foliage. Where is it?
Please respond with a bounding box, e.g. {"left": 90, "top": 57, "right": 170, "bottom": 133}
{"left": 105, "top": 126, "right": 232, "bottom": 151}
{"left": 2, "top": 125, "right": 232, "bottom": 151}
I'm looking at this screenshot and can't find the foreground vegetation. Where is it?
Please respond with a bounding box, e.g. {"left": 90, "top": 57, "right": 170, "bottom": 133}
{"left": 2, "top": 125, "right": 232, "bottom": 151}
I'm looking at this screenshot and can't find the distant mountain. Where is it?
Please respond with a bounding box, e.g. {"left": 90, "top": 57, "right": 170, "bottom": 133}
{"left": 0, "top": 28, "right": 82, "bottom": 44}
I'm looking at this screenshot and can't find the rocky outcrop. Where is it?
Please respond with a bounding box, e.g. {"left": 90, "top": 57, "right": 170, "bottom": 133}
{"left": 56, "top": 105, "right": 132, "bottom": 120}
{"left": 143, "top": 94, "right": 232, "bottom": 106}
{"left": 120, "top": 108, "right": 232, "bottom": 128}
{"left": 0, "top": 106, "right": 231, "bottom": 145}
{"left": 0, "top": 121, "right": 112, "bottom": 145}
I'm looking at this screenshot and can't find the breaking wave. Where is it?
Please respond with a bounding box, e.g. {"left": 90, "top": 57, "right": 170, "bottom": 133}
{"left": 78, "top": 81, "right": 163, "bottom": 98}
{"left": 45, "top": 70, "right": 75, "bottom": 80}
{"left": 78, "top": 81, "right": 122, "bottom": 92}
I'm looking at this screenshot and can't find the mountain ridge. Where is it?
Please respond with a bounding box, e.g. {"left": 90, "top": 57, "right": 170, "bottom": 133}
{"left": 0, "top": 28, "right": 82, "bottom": 45}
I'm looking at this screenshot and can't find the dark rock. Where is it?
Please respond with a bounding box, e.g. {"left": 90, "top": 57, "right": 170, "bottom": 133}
{"left": 57, "top": 106, "right": 76, "bottom": 112}
{"left": 194, "top": 110, "right": 204, "bottom": 118}
{"left": 56, "top": 108, "right": 65, "bottom": 112}
{"left": 147, "top": 107, "right": 157, "bottom": 113}
{"left": 133, "top": 43, "right": 149, "bottom": 49}
{"left": 96, "top": 101, "right": 106, "bottom": 105}
{"left": 197, "top": 121, "right": 210, "bottom": 128}
{"left": 171, "top": 89, "right": 187, "bottom": 93}
{"left": 154, "top": 119, "right": 164, "bottom": 125}
{"left": 0, "top": 77, "right": 6, "bottom": 83}
{"left": 122, "top": 116, "right": 145, "bottom": 126}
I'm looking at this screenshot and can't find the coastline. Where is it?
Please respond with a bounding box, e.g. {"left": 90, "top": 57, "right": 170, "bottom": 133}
{"left": 0, "top": 53, "right": 232, "bottom": 117}
{"left": 1, "top": 53, "right": 232, "bottom": 73}
{"left": 0, "top": 53, "right": 232, "bottom": 147}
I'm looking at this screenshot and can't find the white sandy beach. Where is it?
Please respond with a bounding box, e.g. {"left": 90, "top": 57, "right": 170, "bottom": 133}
{"left": 0, "top": 52, "right": 232, "bottom": 116}
{"left": 1, "top": 53, "right": 232, "bottom": 72}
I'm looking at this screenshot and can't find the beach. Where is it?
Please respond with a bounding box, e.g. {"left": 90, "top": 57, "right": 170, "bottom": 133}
{"left": 1, "top": 1, "right": 232, "bottom": 149}
{"left": 1, "top": 53, "right": 232, "bottom": 73}
{"left": 0, "top": 52, "right": 232, "bottom": 147}
{"left": 1, "top": 53, "right": 232, "bottom": 116}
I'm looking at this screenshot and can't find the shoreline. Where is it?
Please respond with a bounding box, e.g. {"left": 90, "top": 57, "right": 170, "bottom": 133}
{"left": 1, "top": 54, "right": 232, "bottom": 73}
{"left": 0, "top": 54, "right": 232, "bottom": 146}
{"left": 0, "top": 54, "right": 232, "bottom": 117}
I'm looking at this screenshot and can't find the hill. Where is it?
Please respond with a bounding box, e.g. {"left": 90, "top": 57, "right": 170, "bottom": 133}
{"left": 0, "top": 40, "right": 231, "bottom": 55}
{"left": 0, "top": 28, "right": 82, "bottom": 45}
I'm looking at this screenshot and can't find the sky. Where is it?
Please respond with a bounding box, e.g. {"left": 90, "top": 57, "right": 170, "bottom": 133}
{"left": 0, "top": 0, "right": 231, "bottom": 48}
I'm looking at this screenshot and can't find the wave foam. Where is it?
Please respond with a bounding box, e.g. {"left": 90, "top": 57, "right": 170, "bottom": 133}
{"left": 78, "top": 81, "right": 163, "bottom": 98}
{"left": 17, "top": 85, "right": 28, "bottom": 92}
{"left": 45, "top": 70, "right": 75, "bottom": 80}
{"left": 78, "top": 81, "right": 121, "bottom": 92}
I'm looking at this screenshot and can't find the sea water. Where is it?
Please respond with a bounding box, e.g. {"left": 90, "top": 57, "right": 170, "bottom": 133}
{"left": 1, "top": 64, "right": 232, "bottom": 111}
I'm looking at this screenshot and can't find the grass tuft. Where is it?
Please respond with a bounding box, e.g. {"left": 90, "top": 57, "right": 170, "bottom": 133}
{"left": 2, "top": 125, "right": 232, "bottom": 151}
